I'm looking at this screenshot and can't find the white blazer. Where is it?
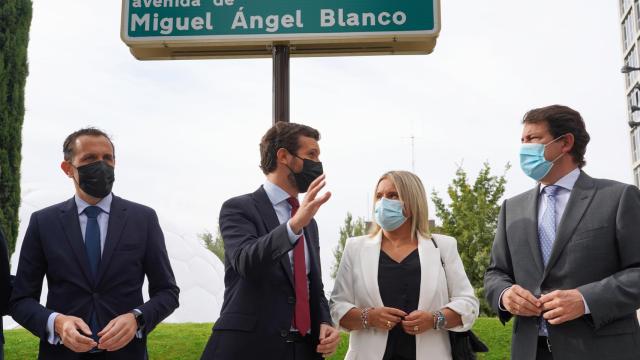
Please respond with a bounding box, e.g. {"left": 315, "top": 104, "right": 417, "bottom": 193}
{"left": 330, "top": 232, "right": 479, "bottom": 360}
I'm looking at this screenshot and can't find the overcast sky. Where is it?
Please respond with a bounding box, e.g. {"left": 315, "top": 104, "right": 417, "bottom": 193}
{"left": 19, "top": 1, "right": 630, "bottom": 290}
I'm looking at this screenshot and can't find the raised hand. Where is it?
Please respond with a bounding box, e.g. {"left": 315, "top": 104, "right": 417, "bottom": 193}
{"left": 289, "top": 174, "right": 331, "bottom": 234}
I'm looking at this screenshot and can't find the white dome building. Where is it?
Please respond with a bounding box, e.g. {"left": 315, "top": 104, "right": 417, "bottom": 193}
{"left": 3, "top": 184, "right": 225, "bottom": 330}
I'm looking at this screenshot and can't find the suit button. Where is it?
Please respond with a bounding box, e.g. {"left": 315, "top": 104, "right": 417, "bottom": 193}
{"left": 288, "top": 296, "right": 295, "bottom": 304}
{"left": 93, "top": 293, "right": 99, "bottom": 300}
{"left": 280, "top": 330, "right": 288, "bottom": 337}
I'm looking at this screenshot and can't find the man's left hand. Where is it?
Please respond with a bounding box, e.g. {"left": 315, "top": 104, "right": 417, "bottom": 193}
{"left": 540, "top": 289, "right": 585, "bottom": 325}
{"left": 317, "top": 323, "right": 340, "bottom": 358}
{"left": 97, "top": 313, "right": 138, "bottom": 351}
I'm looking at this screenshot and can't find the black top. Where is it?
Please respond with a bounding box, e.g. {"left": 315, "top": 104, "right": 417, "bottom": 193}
{"left": 378, "top": 248, "right": 421, "bottom": 360}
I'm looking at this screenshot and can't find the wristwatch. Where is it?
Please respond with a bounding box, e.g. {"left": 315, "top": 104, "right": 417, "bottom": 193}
{"left": 433, "top": 310, "right": 447, "bottom": 330}
{"left": 129, "top": 309, "right": 145, "bottom": 331}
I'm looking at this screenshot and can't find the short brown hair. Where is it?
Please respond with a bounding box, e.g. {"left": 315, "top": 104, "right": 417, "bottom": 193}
{"left": 522, "top": 105, "right": 590, "bottom": 168}
{"left": 63, "top": 128, "right": 115, "bottom": 162}
{"left": 259, "top": 122, "right": 320, "bottom": 175}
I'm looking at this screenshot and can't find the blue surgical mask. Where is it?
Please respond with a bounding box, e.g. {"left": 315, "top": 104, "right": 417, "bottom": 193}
{"left": 519, "top": 136, "right": 565, "bottom": 181}
{"left": 374, "top": 198, "right": 407, "bottom": 231}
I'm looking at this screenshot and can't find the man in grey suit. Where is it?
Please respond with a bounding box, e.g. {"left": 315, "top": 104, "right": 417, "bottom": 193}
{"left": 485, "top": 105, "right": 640, "bottom": 360}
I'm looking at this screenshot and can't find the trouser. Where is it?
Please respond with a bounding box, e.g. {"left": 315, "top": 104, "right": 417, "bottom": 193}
{"left": 536, "top": 337, "right": 553, "bottom": 360}
{"left": 283, "top": 332, "right": 317, "bottom": 360}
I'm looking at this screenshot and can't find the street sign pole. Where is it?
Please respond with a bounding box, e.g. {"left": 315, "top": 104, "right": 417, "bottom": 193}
{"left": 273, "top": 45, "right": 290, "bottom": 124}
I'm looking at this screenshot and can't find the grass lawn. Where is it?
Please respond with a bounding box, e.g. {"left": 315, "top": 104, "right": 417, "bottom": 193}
{"left": 3, "top": 317, "right": 512, "bottom": 359}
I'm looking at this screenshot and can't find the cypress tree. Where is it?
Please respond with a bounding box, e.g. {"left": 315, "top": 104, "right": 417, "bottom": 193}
{"left": 0, "top": 0, "right": 32, "bottom": 256}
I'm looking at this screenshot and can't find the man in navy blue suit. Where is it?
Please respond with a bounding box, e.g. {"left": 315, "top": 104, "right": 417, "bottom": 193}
{"left": 201, "top": 122, "right": 340, "bottom": 360}
{"left": 10, "top": 128, "right": 179, "bottom": 359}
{"left": 0, "top": 226, "right": 10, "bottom": 360}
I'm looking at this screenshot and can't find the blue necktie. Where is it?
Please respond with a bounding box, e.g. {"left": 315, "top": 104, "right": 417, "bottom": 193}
{"left": 539, "top": 185, "right": 560, "bottom": 266}
{"left": 84, "top": 206, "right": 102, "bottom": 278}
{"left": 538, "top": 185, "right": 560, "bottom": 336}
{"left": 83, "top": 206, "right": 102, "bottom": 344}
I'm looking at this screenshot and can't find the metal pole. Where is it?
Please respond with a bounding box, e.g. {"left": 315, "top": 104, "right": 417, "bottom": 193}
{"left": 272, "top": 45, "right": 290, "bottom": 124}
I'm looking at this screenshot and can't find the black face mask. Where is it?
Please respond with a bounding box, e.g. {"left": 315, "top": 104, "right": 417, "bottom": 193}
{"left": 287, "top": 154, "right": 323, "bottom": 193}
{"left": 73, "top": 161, "right": 115, "bottom": 198}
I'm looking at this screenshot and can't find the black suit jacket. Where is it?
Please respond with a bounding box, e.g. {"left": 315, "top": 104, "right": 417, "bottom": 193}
{"left": 485, "top": 172, "right": 640, "bottom": 360}
{"left": 201, "top": 186, "right": 332, "bottom": 360}
{"left": 0, "top": 228, "right": 10, "bottom": 345}
{"left": 9, "top": 195, "right": 180, "bottom": 359}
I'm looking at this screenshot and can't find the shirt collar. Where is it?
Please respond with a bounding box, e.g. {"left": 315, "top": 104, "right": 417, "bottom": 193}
{"left": 539, "top": 167, "right": 581, "bottom": 193}
{"left": 75, "top": 193, "right": 113, "bottom": 215}
{"left": 263, "top": 180, "right": 294, "bottom": 206}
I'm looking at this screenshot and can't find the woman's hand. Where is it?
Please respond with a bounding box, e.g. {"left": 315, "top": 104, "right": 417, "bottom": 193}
{"left": 401, "top": 310, "right": 433, "bottom": 335}
{"left": 368, "top": 307, "right": 407, "bottom": 331}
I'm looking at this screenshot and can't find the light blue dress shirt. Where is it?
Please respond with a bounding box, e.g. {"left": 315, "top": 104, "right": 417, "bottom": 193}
{"left": 46, "top": 194, "right": 142, "bottom": 345}
{"left": 263, "top": 181, "right": 310, "bottom": 275}
{"left": 263, "top": 181, "right": 312, "bottom": 334}
{"left": 499, "top": 168, "right": 590, "bottom": 315}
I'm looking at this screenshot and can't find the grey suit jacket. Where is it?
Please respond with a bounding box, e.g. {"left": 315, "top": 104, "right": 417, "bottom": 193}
{"left": 484, "top": 171, "right": 640, "bottom": 360}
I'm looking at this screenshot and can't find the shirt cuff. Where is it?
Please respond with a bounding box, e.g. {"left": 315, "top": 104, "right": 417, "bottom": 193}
{"left": 286, "top": 221, "right": 302, "bottom": 244}
{"left": 133, "top": 309, "right": 144, "bottom": 338}
{"left": 46, "top": 312, "right": 62, "bottom": 345}
{"left": 579, "top": 292, "right": 591, "bottom": 314}
{"left": 498, "top": 286, "right": 512, "bottom": 312}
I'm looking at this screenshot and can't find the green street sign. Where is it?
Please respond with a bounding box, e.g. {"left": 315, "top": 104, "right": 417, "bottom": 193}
{"left": 121, "top": 0, "right": 441, "bottom": 60}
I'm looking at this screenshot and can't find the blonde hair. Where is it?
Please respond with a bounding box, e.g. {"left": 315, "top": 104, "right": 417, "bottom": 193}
{"left": 369, "top": 170, "right": 431, "bottom": 239}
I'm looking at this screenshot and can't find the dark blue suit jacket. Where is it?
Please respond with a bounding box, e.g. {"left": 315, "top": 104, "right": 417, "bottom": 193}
{"left": 201, "top": 186, "right": 332, "bottom": 360}
{"left": 0, "top": 228, "right": 10, "bottom": 345}
{"left": 9, "top": 195, "right": 179, "bottom": 359}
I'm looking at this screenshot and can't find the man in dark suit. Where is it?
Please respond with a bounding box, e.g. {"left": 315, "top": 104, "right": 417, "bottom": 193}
{"left": 201, "top": 122, "right": 340, "bottom": 360}
{"left": 485, "top": 105, "right": 640, "bottom": 360}
{"left": 0, "top": 227, "right": 10, "bottom": 360}
{"left": 10, "top": 128, "right": 179, "bottom": 359}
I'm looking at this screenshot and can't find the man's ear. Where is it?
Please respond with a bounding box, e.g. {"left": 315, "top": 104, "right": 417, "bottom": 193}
{"left": 276, "top": 148, "right": 291, "bottom": 165}
{"left": 60, "top": 161, "right": 74, "bottom": 178}
{"left": 562, "top": 133, "right": 575, "bottom": 154}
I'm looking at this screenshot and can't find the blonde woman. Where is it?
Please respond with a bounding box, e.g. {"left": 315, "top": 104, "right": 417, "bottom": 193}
{"left": 330, "top": 171, "right": 479, "bottom": 360}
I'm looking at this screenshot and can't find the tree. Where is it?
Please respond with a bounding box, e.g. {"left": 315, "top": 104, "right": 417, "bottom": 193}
{"left": 331, "top": 212, "right": 367, "bottom": 279}
{"left": 0, "top": 0, "right": 32, "bottom": 256}
{"left": 431, "top": 162, "right": 509, "bottom": 315}
{"left": 200, "top": 228, "right": 224, "bottom": 263}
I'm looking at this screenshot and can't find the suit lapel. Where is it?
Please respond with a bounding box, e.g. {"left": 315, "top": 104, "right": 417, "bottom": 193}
{"left": 524, "top": 187, "right": 545, "bottom": 276}
{"left": 252, "top": 186, "right": 294, "bottom": 288}
{"left": 417, "top": 235, "right": 442, "bottom": 311}
{"left": 543, "top": 172, "right": 596, "bottom": 279}
{"left": 58, "top": 198, "right": 93, "bottom": 285}
{"left": 360, "top": 232, "right": 384, "bottom": 307}
{"left": 96, "top": 195, "right": 128, "bottom": 286}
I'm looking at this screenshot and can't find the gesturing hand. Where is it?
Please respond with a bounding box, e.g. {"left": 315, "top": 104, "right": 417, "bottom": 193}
{"left": 368, "top": 307, "right": 407, "bottom": 331}
{"left": 317, "top": 323, "right": 340, "bottom": 358}
{"left": 97, "top": 313, "right": 138, "bottom": 351}
{"left": 54, "top": 314, "right": 97, "bottom": 353}
{"left": 540, "top": 289, "right": 585, "bottom": 325}
{"left": 502, "top": 285, "right": 542, "bottom": 317}
{"left": 401, "top": 310, "right": 432, "bottom": 335}
{"left": 289, "top": 174, "right": 331, "bottom": 234}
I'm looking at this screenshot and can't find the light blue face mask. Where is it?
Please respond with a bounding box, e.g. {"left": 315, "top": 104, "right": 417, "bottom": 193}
{"left": 374, "top": 197, "right": 407, "bottom": 232}
{"left": 519, "top": 135, "right": 565, "bottom": 181}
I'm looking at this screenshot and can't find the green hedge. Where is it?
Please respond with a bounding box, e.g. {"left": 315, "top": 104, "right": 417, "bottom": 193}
{"left": 3, "top": 318, "right": 512, "bottom": 359}
{"left": 0, "top": 0, "right": 32, "bottom": 256}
